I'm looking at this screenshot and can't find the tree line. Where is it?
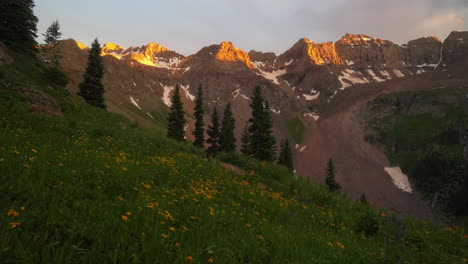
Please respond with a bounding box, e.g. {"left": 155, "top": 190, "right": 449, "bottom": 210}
{"left": 167, "top": 84, "right": 295, "bottom": 170}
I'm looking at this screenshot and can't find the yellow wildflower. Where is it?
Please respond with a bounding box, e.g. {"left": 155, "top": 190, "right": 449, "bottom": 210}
{"left": 175, "top": 242, "right": 180, "bottom": 247}
{"left": 126, "top": 212, "right": 132, "bottom": 216}
{"left": 256, "top": 235, "right": 265, "bottom": 240}
{"left": 186, "top": 256, "right": 193, "bottom": 262}
{"left": 335, "top": 242, "right": 345, "bottom": 249}
{"left": 31, "top": 149, "right": 37, "bottom": 153}
{"left": 162, "top": 234, "right": 168, "bottom": 238}
{"left": 121, "top": 215, "right": 128, "bottom": 221}
{"left": 327, "top": 242, "right": 334, "bottom": 247}
{"left": 6, "top": 209, "right": 19, "bottom": 217}
{"left": 208, "top": 258, "right": 214, "bottom": 263}
{"left": 10, "top": 222, "right": 21, "bottom": 228}
{"left": 169, "top": 227, "right": 176, "bottom": 232}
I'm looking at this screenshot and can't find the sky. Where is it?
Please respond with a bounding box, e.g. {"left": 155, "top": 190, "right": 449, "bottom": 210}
{"left": 35, "top": 0, "right": 468, "bottom": 56}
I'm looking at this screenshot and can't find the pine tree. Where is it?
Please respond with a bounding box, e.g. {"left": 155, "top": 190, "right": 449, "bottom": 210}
{"left": 278, "top": 139, "right": 293, "bottom": 170}
{"left": 0, "top": 0, "right": 38, "bottom": 55}
{"left": 325, "top": 158, "right": 341, "bottom": 192}
{"left": 278, "top": 139, "right": 286, "bottom": 165}
{"left": 206, "top": 107, "right": 220, "bottom": 158}
{"left": 283, "top": 139, "right": 293, "bottom": 171}
{"left": 78, "top": 38, "right": 106, "bottom": 109}
{"left": 167, "top": 85, "right": 187, "bottom": 141}
{"left": 42, "top": 20, "right": 62, "bottom": 69}
{"left": 41, "top": 20, "right": 68, "bottom": 87}
{"left": 192, "top": 84, "right": 204, "bottom": 148}
{"left": 240, "top": 123, "right": 251, "bottom": 155}
{"left": 219, "top": 103, "right": 236, "bottom": 152}
{"left": 260, "top": 101, "right": 277, "bottom": 161}
{"left": 247, "top": 86, "right": 277, "bottom": 161}
{"left": 360, "top": 193, "right": 368, "bottom": 204}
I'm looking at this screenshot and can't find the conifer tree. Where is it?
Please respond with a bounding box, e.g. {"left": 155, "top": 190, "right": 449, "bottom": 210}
{"left": 192, "top": 84, "right": 204, "bottom": 147}
{"left": 206, "top": 107, "right": 220, "bottom": 158}
{"left": 325, "top": 158, "right": 341, "bottom": 192}
{"left": 278, "top": 139, "right": 293, "bottom": 170}
{"left": 247, "top": 86, "right": 277, "bottom": 161}
{"left": 167, "top": 85, "right": 187, "bottom": 141}
{"left": 240, "top": 123, "right": 251, "bottom": 155}
{"left": 0, "top": 0, "right": 38, "bottom": 55}
{"left": 360, "top": 193, "right": 368, "bottom": 204}
{"left": 219, "top": 103, "right": 236, "bottom": 152}
{"left": 260, "top": 101, "right": 277, "bottom": 161}
{"left": 78, "top": 38, "right": 106, "bottom": 109}
{"left": 42, "top": 20, "right": 62, "bottom": 69}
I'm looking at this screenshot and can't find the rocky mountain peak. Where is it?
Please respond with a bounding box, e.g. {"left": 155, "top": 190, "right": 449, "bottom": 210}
{"left": 276, "top": 38, "right": 341, "bottom": 67}
{"left": 215, "top": 41, "right": 253, "bottom": 68}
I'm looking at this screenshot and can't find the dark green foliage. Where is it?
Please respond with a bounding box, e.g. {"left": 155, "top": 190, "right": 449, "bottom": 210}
{"left": 278, "top": 139, "right": 293, "bottom": 171}
{"left": 167, "top": 85, "right": 186, "bottom": 141}
{"left": 206, "top": 107, "right": 220, "bottom": 157}
{"left": 360, "top": 193, "right": 368, "bottom": 204}
{"left": 240, "top": 123, "right": 251, "bottom": 155}
{"left": 78, "top": 39, "right": 106, "bottom": 109}
{"left": 44, "top": 67, "right": 68, "bottom": 88}
{"left": 42, "top": 20, "right": 62, "bottom": 69}
{"left": 247, "top": 86, "right": 277, "bottom": 161}
{"left": 0, "top": 0, "right": 38, "bottom": 55}
{"left": 192, "top": 84, "right": 204, "bottom": 148}
{"left": 41, "top": 20, "right": 68, "bottom": 88}
{"left": 219, "top": 103, "right": 236, "bottom": 152}
{"left": 325, "top": 158, "right": 341, "bottom": 192}
{"left": 355, "top": 210, "right": 380, "bottom": 236}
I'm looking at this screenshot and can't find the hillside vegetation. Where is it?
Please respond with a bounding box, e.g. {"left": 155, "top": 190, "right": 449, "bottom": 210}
{"left": 364, "top": 89, "right": 468, "bottom": 222}
{"left": 1, "top": 49, "right": 467, "bottom": 263}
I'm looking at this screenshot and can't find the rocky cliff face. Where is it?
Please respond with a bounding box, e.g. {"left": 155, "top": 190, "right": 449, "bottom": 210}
{"left": 441, "top": 31, "right": 468, "bottom": 65}
{"left": 276, "top": 38, "right": 342, "bottom": 67}
{"left": 335, "top": 34, "right": 404, "bottom": 68}
{"left": 404, "top": 37, "right": 441, "bottom": 66}
{"left": 248, "top": 50, "right": 277, "bottom": 72}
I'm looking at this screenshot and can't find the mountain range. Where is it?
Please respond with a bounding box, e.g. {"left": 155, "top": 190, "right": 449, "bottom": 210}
{"left": 52, "top": 31, "right": 468, "bottom": 218}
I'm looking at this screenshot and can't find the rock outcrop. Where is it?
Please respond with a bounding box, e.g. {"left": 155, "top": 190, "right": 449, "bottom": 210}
{"left": 404, "top": 37, "right": 441, "bottom": 66}
{"left": 276, "top": 38, "right": 342, "bottom": 67}
{"left": 441, "top": 31, "right": 468, "bottom": 65}
{"left": 335, "top": 34, "right": 404, "bottom": 68}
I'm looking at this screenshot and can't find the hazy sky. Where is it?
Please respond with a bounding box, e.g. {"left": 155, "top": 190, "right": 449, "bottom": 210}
{"left": 35, "top": 0, "right": 467, "bottom": 55}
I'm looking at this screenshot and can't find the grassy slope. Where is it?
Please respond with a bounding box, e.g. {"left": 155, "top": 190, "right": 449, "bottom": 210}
{"left": 0, "top": 54, "right": 467, "bottom": 264}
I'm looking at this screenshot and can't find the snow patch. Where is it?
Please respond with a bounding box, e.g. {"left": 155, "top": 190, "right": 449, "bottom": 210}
{"left": 384, "top": 167, "right": 413, "bottom": 193}
{"left": 146, "top": 112, "right": 155, "bottom": 119}
{"left": 393, "top": 69, "right": 404, "bottom": 78}
{"left": 338, "top": 69, "right": 369, "bottom": 89}
{"left": 129, "top": 96, "right": 142, "bottom": 110}
{"left": 232, "top": 89, "right": 250, "bottom": 100}
{"left": 366, "top": 69, "right": 385, "bottom": 82}
{"left": 295, "top": 144, "right": 307, "bottom": 152}
{"left": 270, "top": 109, "right": 281, "bottom": 114}
{"left": 303, "top": 89, "right": 320, "bottom": 101}
{"left": 180, "top": 84, "right": 195, "bottom": 101}
{"left": 380, "top": 70, "right": 392, "bottom": 79}
{"left": 162, "top": 85, "right": 175, "bottom": 107}
{"left": 256, "top": 68, "right": 286, "bottom": 85}
{"left": 303, "top": 112, "right": 319, "bottom": 121}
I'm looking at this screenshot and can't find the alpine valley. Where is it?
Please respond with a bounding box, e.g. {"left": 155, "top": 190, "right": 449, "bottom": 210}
{"left": 50, "top": 31, "right": 468, "bottom": 219}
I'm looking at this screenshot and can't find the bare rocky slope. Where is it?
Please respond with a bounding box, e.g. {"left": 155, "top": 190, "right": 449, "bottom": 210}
{"left": 53, "top": 31, "right": 468, "bottom": 219}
